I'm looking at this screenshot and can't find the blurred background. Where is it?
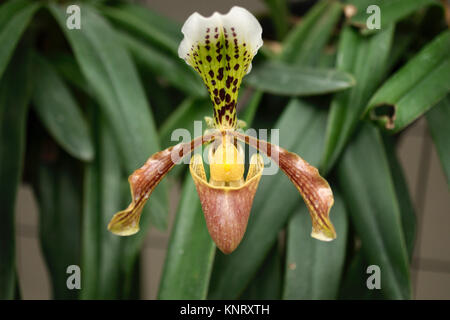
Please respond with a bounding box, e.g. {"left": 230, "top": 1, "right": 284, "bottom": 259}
{"left": 2, "top": 0, "right": 449, "bottom": 300}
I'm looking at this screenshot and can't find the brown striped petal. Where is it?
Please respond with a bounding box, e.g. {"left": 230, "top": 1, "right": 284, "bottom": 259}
{"left": 108, "top": 134, "right": 214, "bottom": 236}
{"left": 230, "top": 131, "right": 336, "bottom": 241}
{"left": 190, "top": 152, "right": 264, "bottom": 254}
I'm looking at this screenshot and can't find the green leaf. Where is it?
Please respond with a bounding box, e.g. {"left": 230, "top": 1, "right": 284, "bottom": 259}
{"left": 240, "top": 243, "right": 283, "bottom": 300}
{"left": 337, "top": 123, "right": 411, "bottom": 299}
{"left": 340, "top": 132, "right": 416, "bottom": 300}
{"left": 426, "top": 94, "right": 450, "bottom": 186}
{"left": 33, "top": 152, "right": 82, "bottom": 300}
{"left": 338, "top": 250, "right": 382, "bottom": 299}
{"left": 0, "top": 0, "right": 40, "bottom": 81}
{"left": 283, "top": 190, "right": 348, "bottom": 299}
{"left": 101, "top": 4, "right": 181, "bottom": 56}
{"left": 158, "top": 175, "right": 216, "bottom": 299}
{"left": 49, "top": 4, "right": 167, "bottom": 230}
{"left": 0, "top": 49, "right": 32, "bottom": 299}
{"left": 263, "top": 0, "right": 290, "bottom": 40}
{"left": 383, "top": 31, "right": 415, "bottom": 76}
{"left": 280, "top": 0, "right": 342, "bottom": 66}
{"left": 318, "top": 50, "right": 337, "bottom": 69}
{"left": 159, "top": 98, "right": 212, "bottom": 177}
{"left": 49, "top": 3, "right": 168, "bottom": 288}
{"left": 383, "top": 135, "right": 416, "bottom": 260}
{"left": 32, "top": 53, "right": 94, "bottom": 161}
{"left": 144, "top": 73, "right": 178, "bottom": 117}
{"left": 321, "top": 25, "right": 394, "bottom": 174}
{"left": 159, "top": 98, "right": 210, "bottom": 149}
{"left": 365, "top": 31, "right": 450, "bottom": 132}
{"left": 239, "top": 89, "right": 264, "bottom": 125}
{"left": 48, "top": 3, "right": 160, "bottom": 173}
{"left": 208, "top": 99, "right": 328, "bottom": 299}
{"left": 347, "top": 0, "right": 440, "bottom": 33}
{"left": 80, "top": 110, "right": 124, "bottom": 299}
{"left": 245, "top": 62, "right": 355, "bottom": 96}
{"left": 117, "top": 31, "right": 206, "bottom": 98}
{"left": 49, "top": 53, "right": 91, "bottom": 95}
{"left": 0, "top": 0, "right": 29, "bottom": 29}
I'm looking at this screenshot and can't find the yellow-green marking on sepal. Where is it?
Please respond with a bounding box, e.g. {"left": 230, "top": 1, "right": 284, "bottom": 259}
{"left": 178, "top": 7, "right": 263, "bottom": 130}
{"left": 186, "top": 28, "right": 253, "bottom": 129}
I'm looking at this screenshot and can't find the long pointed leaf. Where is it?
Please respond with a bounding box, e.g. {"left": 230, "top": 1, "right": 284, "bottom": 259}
{"left": 240, "top": 243, "right": 283, "bottom": 300}
{"left": 158, "top": 176, "right": 216, "bottom": 300}
{"left": 426, "top": 94, "right": 450, "bottom": 186}
{"left": 245, "top": 62, "right": 355, "bottom": 96}
{"left": 239, "top": 90, "right": 264, "bottom": 125}
{"left": 365, "top": 31, "right": 450, "bottom": 132}
{"left": 48, "top": 4, "right": 168, "bottom": 254}
{"left": 0, "top": 49, "right": 32, "bottom": 299}
{"left": 32, "top": 53, "right": 94, "bottom": 161}
{"left": 283, "top": 190, "right": 348, "bottom": 299}
{"left": 340, "top": 132, "right": 416, "bottom": 299}
{"left": 0, "top": 0, "right": 40, "bottom": 80}
{"left": 383, "top": 135, "right": 416, "bottom": 260}
{"left": 159, "top": 98, "right": 210, "bottom": 149}
{"left": 49, "top": 4, "right": 168, "bottom": 291}
{"left": 280, "top": 0, "right": 342, "bottom": 66}
{"left": 263, "top": 0, "right": 290, "bottom": 40}
{"left": 33, "top": 152, "right": 82, "bottom": 299}
{"left": 80, "top": 110, "right": 124, "bottom": 299}
{"left": 338, "top": 250, "right": 382, "bottom": 299}
{"left": 321, "top": 25, "right": 394, "bottom": 174}
{"left": 101, "top": 4, "right": 180, "bottom": 56}
{"left": 347, "top": 0, "right": 440, "bottom": 33}
{"left": 337, "top": 124, "right": 411, "bottom": 299}
{"left": 117, "top": 31, "right": 206, "bottom": 98}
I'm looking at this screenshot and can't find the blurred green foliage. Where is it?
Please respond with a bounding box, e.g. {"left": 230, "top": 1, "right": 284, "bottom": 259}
{"left": 0, "top": 0, "right": 449, "bottom": 300}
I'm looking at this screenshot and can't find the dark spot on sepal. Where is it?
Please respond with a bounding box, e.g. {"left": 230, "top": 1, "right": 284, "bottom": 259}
{"left": 219, "top": 89, "right": 226, "bottom": 101}
{"left": 217, "top": 68, "right": 224, "bottom": 80}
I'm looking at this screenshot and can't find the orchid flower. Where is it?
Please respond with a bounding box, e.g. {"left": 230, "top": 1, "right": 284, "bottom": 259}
{"left": 108, "top": 6, "right": 336, "bottom": 254}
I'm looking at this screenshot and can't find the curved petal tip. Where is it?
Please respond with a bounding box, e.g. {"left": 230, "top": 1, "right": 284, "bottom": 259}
{"left": 230, "top": 131, "right": 337, "bottom": 242}
{"left": 108, "top": 207, "right": 141, "bottom": 236}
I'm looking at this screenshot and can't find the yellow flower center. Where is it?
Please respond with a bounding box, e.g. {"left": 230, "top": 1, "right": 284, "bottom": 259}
{"left": 209, "top": 138, "right": 244, "bottom": 183}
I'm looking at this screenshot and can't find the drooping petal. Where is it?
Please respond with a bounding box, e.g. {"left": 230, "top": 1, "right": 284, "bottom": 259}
{"left": 178, "top": 6, "right": 263, "bottom": 129}
{"left": 108, "top": 134, "right": 214, "bottom": 236}
{"left": 190, "top": 152, "right": 264, "bottom": 254}
{"left": 230, "top": 131, "right": 336, "bottom": 241}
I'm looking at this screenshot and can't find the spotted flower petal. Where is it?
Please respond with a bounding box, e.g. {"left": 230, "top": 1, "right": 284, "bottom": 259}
{"left": 178, "top": 6, "right": 263, "bottom": 129}
{"left": 230, "top": 131, "right": 336, "bottom": 241}
{"left": 108, "top": 134, "right": 214, "bottom": 236}
{"left": 190, "top": 151, "right": 264, "bottom": 254}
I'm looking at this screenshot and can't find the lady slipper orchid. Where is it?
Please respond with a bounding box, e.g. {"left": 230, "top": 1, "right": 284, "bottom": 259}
{"left": 108, "top": 6, "right": 336, "bottom": 254}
